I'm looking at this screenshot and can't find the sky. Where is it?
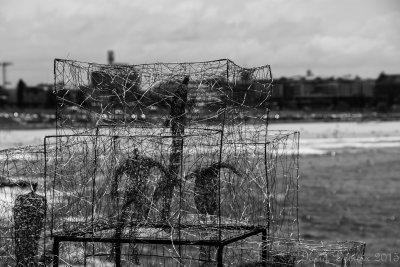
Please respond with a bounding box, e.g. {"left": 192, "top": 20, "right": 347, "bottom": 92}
{"left": 0, "top": 0, "right": 399, "bottom": 87}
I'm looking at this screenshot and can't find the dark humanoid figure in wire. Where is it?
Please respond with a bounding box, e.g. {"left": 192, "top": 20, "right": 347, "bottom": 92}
{"left": 111, "top": 148, "right": 168, "bottom": 264}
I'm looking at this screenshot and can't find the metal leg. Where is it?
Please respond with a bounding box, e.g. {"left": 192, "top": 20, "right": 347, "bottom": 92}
{"left": 262, "top": 228, "right": 268, "bottom": 267}
{"left": 115, "top": 241, "right": 121, "bottom": 267}
{"left": 217, "top": 245, "right": 224, "bottom": 267}
{"left": 52, "top": 237, "right": 59, "bottom": 267}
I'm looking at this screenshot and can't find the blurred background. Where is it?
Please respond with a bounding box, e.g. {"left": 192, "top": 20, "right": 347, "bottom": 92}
{"left": 0, "top": 0, "right": 399, "bottom": 266}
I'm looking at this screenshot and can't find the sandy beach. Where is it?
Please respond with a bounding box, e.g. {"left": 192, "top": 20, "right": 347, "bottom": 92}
{"left": 299, "top": 148, "right": 400, "bottom": 267}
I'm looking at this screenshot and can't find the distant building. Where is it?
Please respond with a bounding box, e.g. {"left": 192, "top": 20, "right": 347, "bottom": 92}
{"left": 5, "top": 83, "right": 52, "bottom": 107}
{"left": 23, "top": 86, "right": 47, "bottom": 106}
{"left": 0, "top": 86, "right": 8, "bottom": 104}
{"left": 374, "top": 73, "right": 400, "bottom": 106}
{"left": 360, "top": 79, "right": 375, "bottom": 98}
{"left": 272, "top": 74, "right": 376, "bottom": 110}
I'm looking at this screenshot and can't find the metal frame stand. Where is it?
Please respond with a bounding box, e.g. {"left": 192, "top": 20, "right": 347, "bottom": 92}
{"left": 52, "top": 227, "right": 267, "bottom": 267}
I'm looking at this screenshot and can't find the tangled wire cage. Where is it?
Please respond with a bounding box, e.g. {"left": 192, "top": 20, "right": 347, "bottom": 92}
{"left": 48, "top": 58, "right": 303, "bottom": 266}
{"left": 43, "top": 128, "right": 299, "bottom": 266}
{"left": 53, "top": 58, "right": 273, "bottom": 135}
{"left": 0, "top": 58, "right": 366, "bottom": 266}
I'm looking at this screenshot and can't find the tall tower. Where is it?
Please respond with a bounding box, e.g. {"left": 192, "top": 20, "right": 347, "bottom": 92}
{"left": 1, "top": 62, "right": 12, "bottom": 88}
{"left": 108, "top": 50, "right": 115, "bottom": 65}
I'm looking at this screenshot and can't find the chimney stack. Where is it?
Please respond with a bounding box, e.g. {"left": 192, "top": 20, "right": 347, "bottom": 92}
{"left": 108, "top": 50, "right": 115, "bottom": 65}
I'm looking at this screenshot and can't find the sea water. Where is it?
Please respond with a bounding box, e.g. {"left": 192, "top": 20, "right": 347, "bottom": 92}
{"left": 1, "top": 121, "right": 399, "bottom": 154}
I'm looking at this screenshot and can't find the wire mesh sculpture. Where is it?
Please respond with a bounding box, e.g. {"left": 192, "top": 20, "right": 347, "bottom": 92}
{"left": 0, "top": 58, "right": 367, "bottom": 267}
{"left": 49, "top": 58, "right": 306, "bottom": 266}
{"left": 43, "top": 130, "right": 301, "bottom": 266}
{"left": 0, "top": 58, "right": 367, "bottom": 266}
{"left": 54, "top": 59, "right": 376, "bottom": 266}
{"left": 0, "top": 59, "right": 365, "bottom": 266}
{"left": 0, "top": 146, "right": 48, "bottom": 266}
{"left": 111, "top": 147, "right": 171, "bottom": 264}
{"left": 14, "top": 189, "right": 46, "bottom": 267}
{"left": 53, "top": 59, "right": 273, "bottom": 136}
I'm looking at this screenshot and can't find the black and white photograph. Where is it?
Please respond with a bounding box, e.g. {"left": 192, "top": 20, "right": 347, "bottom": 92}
{"left": 0, "top": 0, "right": 399, "bottom": 266}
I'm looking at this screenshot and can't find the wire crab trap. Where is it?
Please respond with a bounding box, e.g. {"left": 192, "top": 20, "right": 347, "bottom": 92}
{"left": 43, "top": 127, "right": 299, "bottom": 266}
{"left": 53, "top": 58, "right": 273, "bottom": 136}
{"left": 0, "top": 145, "right": 48, "bottom": 266}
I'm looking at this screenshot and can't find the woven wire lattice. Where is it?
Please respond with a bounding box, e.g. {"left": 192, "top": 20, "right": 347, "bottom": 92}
{"left": 44, "top": 129, "right": 299, "bottom": 266}
{"left": 0, "top": 58, "right": 367, "bottom": 267}
{"left": 54, "top": 58, "right": 273, "bottom": 135}
{"left": 0, "top": 145, "right": 48, "bottom": 266}
{"left": 0, "top": 58, "right": 367, "bottom": 266}
{"left": 48, "top": 58, "right": 303, "bottom": 266}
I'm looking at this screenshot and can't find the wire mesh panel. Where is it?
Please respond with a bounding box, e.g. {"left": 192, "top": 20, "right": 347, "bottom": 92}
{"left": 50, "top": 58, "right": 304, "bottom": 266}
{"left": 44, "top": 129, "right": 225, "bottom": 266}
{"left": 268, "top": 239, "right": 366, "bottom": 267}
{"left": 219, "top": 239, "right": 366, "bottom": 267}
{"left": 0, "top": 145, "right": 48, "bottom": 266}
{"left": 53, "top": 58, "right": 273, "bottom": 136}
{"left": 44, "top": 128, "right": 300, "bottom": 266}
{"left": 221, "top": 130, "right": 300, "bottom": 239}
{"left": 45, "top": 129, "right": 223, "bottom": 235}
{"left": 54, "top": 240, "right": 213, "bottom": 267}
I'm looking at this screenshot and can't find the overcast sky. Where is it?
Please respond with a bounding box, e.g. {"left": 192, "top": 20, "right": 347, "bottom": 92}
{"left": 1, "top": 0, "right": 399, "bottom": 87}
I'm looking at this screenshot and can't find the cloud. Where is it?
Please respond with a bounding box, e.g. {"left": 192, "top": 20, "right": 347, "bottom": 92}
{"left": 0, "top": 0, "right": 399, "bottom": 86}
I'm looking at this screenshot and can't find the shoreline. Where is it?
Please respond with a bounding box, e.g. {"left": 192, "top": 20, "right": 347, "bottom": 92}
{"left": 0, "top": 117, "right": 399, "bottom": 130}
{"left": 1, "top": 109, "right": 400, "bottom": 130}
{"left": 0, "top": 123, "right": 56, "bottom": 130}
